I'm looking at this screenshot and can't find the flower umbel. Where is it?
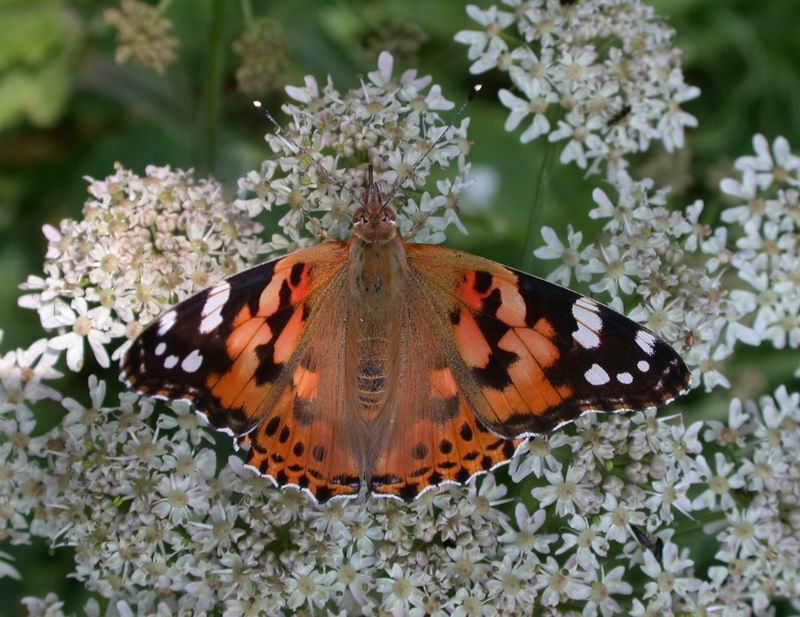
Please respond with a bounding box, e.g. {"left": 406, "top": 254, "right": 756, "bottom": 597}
{"left": 456, "top": 0, "right": 699, "bottom": 178}
{"left": 103, "top": 0, "right": 179, "bottom": 74}
{"left": 236, "top": 50, "right": 472, "bottom": 247}
{"left": 18, "top": 165, "right": 264, "bottom": 370}
{"left": 232, "top": 22, "right": 289, "bottom": 96}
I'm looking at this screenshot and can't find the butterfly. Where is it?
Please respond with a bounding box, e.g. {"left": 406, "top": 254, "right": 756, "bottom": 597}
{"left": 121, "top": 166, "right": 691, "bottom": 503}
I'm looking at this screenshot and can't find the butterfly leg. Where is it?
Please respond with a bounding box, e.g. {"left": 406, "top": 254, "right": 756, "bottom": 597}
{"left": 307, "top": 219, "right": 340, "bottom": 243}
{"left": 402, "top": 212, "right": 434, "bottom": 242}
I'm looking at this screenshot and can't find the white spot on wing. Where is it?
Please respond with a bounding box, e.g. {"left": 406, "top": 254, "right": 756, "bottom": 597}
{"left": 637, "top": 360, "right": 650, "bottom": 372}
{"left": 155, "top": 342, "right": 166, "bottom": 356}
{"left": 576, "top": 297, "right": 599, "bottom": 313}
{"left": 199, "top": 281, "right": 231, "bottom": 334}
{"left": 573, "top": 324, "right": 600, "bottom": 349}
{"left": 572, "top": 299, "right": 602, "bottom": 349}
{"left": 181, "top": 350, "right": 203, "bottom": 373}
{"left": 572, "top": 302, "right": 603, "bottom": 331}
{"left": 157, "top": 310, "right": 177, "bottom": 336}
{"left": 164, "top": 355, "right": 179, "bottom": 369}
{"left": 635, "top": 330, "right": 656, "bottom": 356}
{"left": 584, "top": 363, "right": 610, "bottom": 386}
{"left": 617, "top": 372, "right": 633, "bottom": 384}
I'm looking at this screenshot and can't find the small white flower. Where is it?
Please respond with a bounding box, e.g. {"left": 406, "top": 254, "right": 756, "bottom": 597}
{"left": 454, "top": 5, "right": 514, "bottom": 62}
{"left": 285, "top": 562, "right": 337, "bottom": 610}
{"left": 536, "top": 555, "right": 592, "bottom": 607}
{"left": 534, "top": 225, "right": 587, "bottom": 285}
{"left": 692, "top": 452, "right": 744, "bottom": 511}
{"left": 641, "top": 541, "right": 702, "bottom": 604}
{"left": 497, "top": 504, "right": 556, "bottom": 560}
{"left": 586, "top": 244, "right": 640, "bottom": 296}
{"left": 717, "top": 506, "right": 775, "bottom": 560}
{"left": 734, "top": 133, "right": 800, "bottom": 189}
{"left": 598, "top": 494, "right": 646, "bottom": 544}
{"left": 584, "top": 565, "right": 633, "bottom": 617}
{"left": 21, "top": 593, "right": 65, "bottom": 617}
{"left": 449, "top": 586, "right": 496, "bottom": 617}
{"left": 532, "top": 465, "right": 592, "bottom": 517}
{"left": 732, "top": 445, "right": 788, "bottom": 494}
{"left": 556, "top": 515, "right": 608, "bottom": 571}
{"left": 509, "top": 432, "right": 575, "bottom": 481}
{"left": 48, "top": 298, "right": 119, "bottom": 370}
{"left": 485, "top": 556, "right": 537, "bottom": 611}
{"left": 153, "top": 475, "right": 209, "bottom": 524}
{"left": 548, "top": 113, "right": 605, "bottom": 169}
{"left": 645, "top": 470, "right": 695, "bottom": 522}
{"left": 658, "top": 420, "right": 703, "bottom": 475}
{"left": 703, "top": 398, "right": 750, "bottom": 447}
{"left": 377, "top": 563, "right": 430, "bottom": 616}
{"left": 61, "top": 375, "right": 107, "bottom": 438}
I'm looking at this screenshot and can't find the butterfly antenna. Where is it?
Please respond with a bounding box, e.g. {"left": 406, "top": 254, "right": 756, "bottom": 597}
{"left": 252, "top": 100, "right": 356, "bottom": 202}
{"left": 381, "top": 84, "right": 482, "bottom": 209}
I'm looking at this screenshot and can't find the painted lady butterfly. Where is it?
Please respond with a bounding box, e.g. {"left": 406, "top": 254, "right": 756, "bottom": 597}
{"left": 121, "top": 160, "right": 691, "bottom": 503}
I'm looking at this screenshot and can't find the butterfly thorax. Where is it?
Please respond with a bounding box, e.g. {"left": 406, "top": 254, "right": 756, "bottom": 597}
{"left": 351, "top": 177, "right": 398, "bottom": 244}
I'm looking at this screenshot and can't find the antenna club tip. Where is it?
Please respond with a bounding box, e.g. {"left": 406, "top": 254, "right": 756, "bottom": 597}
{"left": 253, "top": 100, "right": 262, "bottom": 108}
{"left": 468, "top": 84, "right": 482, "bottom": 101}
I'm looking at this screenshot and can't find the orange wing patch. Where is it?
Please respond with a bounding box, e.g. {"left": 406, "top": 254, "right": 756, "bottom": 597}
{"left": 453, "top": 308, "right": 492, "bottom": 368}
{"left": 369, "top": 392, "right": 520, "bottom": 501}
{"left": 238, "top": 375, "right": 361, "bottom": 502}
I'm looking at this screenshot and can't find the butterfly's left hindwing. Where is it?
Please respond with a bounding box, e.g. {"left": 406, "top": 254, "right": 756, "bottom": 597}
{"left": 406, "top": 244, "right": 691, "bottom": 439}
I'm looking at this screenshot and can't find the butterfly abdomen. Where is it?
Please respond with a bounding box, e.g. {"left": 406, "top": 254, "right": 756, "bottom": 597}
{"left": 343, "top": 239, "right": 408, "bottom": 427}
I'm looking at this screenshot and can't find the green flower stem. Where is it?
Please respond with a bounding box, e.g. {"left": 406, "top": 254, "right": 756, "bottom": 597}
{"left": 204, "top": 0, "right": 226, "bottom": 175}
{"left": 157, "top": 0, "right": 175, "bottom": 14}
{"left": 520, "top": 139, "right": 556, "bottom": 272}
{"left": 672, "top": 511, "right": 727, "bottom": 537}
{"left": 240, "top": 0, "right": 255, "bottom": 32}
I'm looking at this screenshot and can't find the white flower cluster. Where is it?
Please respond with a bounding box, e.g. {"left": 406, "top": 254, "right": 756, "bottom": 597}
{"left": 536, "top": 134, "right": 800, "bottom": 391}
{"left": 3, "top": 370, "right": 799, "bottom": 615}
{"left": 719, "top": 135, "right": 800, "bottom": 359}
{"left": 17, "top": 165, "right": 265, "bottom": 371}
{"left": 235, "top": 51, "right": 473, "bottom": 248}
{"left": 2, "top": 48, "right": 799, "bottom": 615}
{"left": 455, "top": 0, "right": 699, "bottom": 178}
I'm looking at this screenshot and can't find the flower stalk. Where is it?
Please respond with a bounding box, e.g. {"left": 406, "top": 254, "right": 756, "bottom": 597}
{"left": 521, "top": 138, "right": 556, "bottom": 272}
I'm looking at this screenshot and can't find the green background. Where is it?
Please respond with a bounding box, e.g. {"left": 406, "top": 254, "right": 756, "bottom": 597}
{"left": 1, "top": 0, "right": 799, "bottom": 613}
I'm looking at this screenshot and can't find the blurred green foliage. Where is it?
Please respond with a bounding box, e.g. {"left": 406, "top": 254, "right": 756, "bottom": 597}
{"left": 0, "top": 0, "right": 798, "bottom": 613}
{"left": 0, "top": 1, "right": 81, "bottom": 129}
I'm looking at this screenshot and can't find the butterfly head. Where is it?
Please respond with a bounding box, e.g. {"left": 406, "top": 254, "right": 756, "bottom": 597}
{"left": 352, "top": 164, "right": 397, "bottom": 244}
